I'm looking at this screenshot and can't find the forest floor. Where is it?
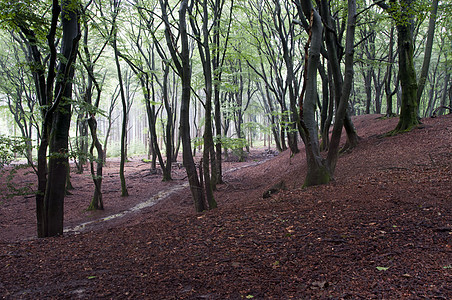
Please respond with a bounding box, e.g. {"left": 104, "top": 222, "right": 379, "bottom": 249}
{"left": 0, "top": 114, "right": 451, "bottom": 299}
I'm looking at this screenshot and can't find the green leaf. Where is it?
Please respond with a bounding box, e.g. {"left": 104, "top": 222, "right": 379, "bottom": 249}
{"left": 245, "top": 295, "right": 254, "bottom": 299}
{"left": 87, "top": 276, "right": 97, "bottom": 279}
{"left": 376, "top": 266, "right": 390, "bottom": 271}
{"left": 443, "top": 265, "right": 452, "bottom": 269}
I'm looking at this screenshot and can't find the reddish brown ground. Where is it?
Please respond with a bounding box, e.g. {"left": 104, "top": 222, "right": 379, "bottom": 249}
{"left": 0, "top": 114, "right": 451, "bottom": 299}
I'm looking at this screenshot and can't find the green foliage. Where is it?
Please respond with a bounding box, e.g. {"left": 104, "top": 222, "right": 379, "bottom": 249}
{"left": 0, "top": 135, "right": 35, "bottom": 200}
{"left": 0, "top": 163, "right": 34, "bottom": 200}
{"left": 0, "top": 135, "right": 33, "bottom": 167}
{"left": 0, "top": 0, "right": 50, "bottom": 39}
{"left": 215, "top": 136, "right": 248, "bottom": 151}
{"left": 193, "top": 135, "right": 248, "bottom": 153}
{"left": 269, "top": 110, "right": 297, "bottom": 133}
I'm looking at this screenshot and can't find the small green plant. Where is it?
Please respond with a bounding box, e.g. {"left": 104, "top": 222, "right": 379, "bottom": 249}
{"left": 0, "top": 136, "right": 36, "bottom": 200}
{"left": 0, "top": 135, "right": 33, "bottom": 167}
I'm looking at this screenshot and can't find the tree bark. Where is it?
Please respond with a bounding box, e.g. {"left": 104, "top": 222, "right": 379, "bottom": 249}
{"left": 319, "top": 0, "right": 359, "bottom": 150}
{"left": 296, "top": 1, "right": 330, "bottom": 186}
{"left": 111, "top": 1, "right": 129, "bottom": 197}
{"left": 161, "top": 0, "right": 206, "bottom": 212}
{"left": 393, "top": 2, "right": 419, "bottom": 132}
{"left": 44, "top": 0, "right": 80, "bottom": 236}
{"left": 376, "top": 0, "right": 419, "bottom": 133}
{"left": 326, "top": 0, "right": 357, "bottom": 174}
{"left": 416, "top": 0, "right": 438, "bottom": 106}
{"left": 189, "top": 0, "right": 217, "bottom": 208}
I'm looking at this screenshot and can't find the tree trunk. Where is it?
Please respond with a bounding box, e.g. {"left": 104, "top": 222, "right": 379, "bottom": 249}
{"left": 384, "top": 25, "right": 397, "bottom": 117}
{"left": 189, "top": 0, "right": 217, "bottom": 208}
{"left": 161, "top": 0, "right": 206, "bottom": 212}
{"left": 161, "top": 64, "right": 173, "bottom": 181}
{"left": 112, "top": 23, "right": 129, "bottom": 197}
{"left": 319, "top": 0, "right": 359, "bottom": 150}
{"left": 326, "top": 0, "right": 357, "bottom": 174}
{"left": 416, "top": 0, "right": 438, "bottom": 106}
{"left": 364, "top": 69, "right": 372, "bottom": 114}
{"left": 87, "top": 116, "right": 104, "bottom": 210}
{"left": 36, "top": 137, "right": 48, "bottom": 238}
{"left": 44, "top": 0, "right": 80, "bottom": 236}
{"left": 376, "top": 0, "right": 419, "bottom": 132}
{"left": 297, "top": 3, "right": 330, "bottom": 186}
{"left": 393, "top": 1, "right": 419, "bottom": 132}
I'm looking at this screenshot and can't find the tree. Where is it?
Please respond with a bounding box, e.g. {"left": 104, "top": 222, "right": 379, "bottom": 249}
{"left": 376, "top": 0, "right": 419, "bottom": 133}
{"left": 294, "top": 0, "right": 357, "bottom": 186}
{"left": 0, "top": 34, "right": 37, "bottom": 163}
{"left": 317, "top": 0, "right": 359, "bottom": 151}
{"left": 107, "top": 0, "right": 129, "bottom": 196}
{"left": 126, "top": 1, "right": 175, "bottom": 181}
{"left": 78, "top": 0, "right": 110, "bottom": 210}
{"left": 211, "top": 0, "right": 234, "bottom": 185}
{"left": 44, "top": 0, "right": 81, "bottom": 236}
{"left": 416, "top": 0, "right": 439, "bottom": 106}
{"left": 0, "top": 0, "right": 81, "bottom": 237}
{"left": 188, "top": 0, "right": 218, "bottom": 208}
{"left": 160, "top": 0, "right": 206, "bottom": 212}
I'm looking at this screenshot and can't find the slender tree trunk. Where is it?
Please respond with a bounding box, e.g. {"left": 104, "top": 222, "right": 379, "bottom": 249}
{"left": 364, "top": 69, "right": 372, "bottom": 114}
{"left": 160, "top": 0, "right": 206, "bottom": 212}
{"left": 319, "top": 62, "right": 330, "bottom": 151}
{"left": 162, "top": 64, "right": 173, "bottom": 181}
{"left": 416, "top": 0, "right": 438, "bottom": 106}
{"left": 112, "top": 20, "right": 129, "bottom": 196}
{"left": 385, "top": 26, "right": 397, "bottom": 117}
{"left": 326, "top": 0, "right": 357, "bottom": 174}
{"left": 319, "top": 0, "right": 359, "bottom": 150}
{"left": 189, "top": 0, "right": 217, "bottom": 208}
{"left": 36, "top": 137, "right": 48, "bottom": 237}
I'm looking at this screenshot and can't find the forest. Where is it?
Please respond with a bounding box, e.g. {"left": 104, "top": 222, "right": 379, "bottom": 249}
{"left": 0, "top": 0, "right": 451, "bottom": 298}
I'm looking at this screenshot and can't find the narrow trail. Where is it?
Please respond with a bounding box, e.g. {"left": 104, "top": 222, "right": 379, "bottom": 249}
{"left": 63, "top": 158, "right": 273, "bottom": 234}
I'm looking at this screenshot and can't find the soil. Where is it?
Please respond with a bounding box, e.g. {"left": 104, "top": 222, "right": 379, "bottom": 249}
{"left": 0, "top": 114, "right": 451, "bottom": 299}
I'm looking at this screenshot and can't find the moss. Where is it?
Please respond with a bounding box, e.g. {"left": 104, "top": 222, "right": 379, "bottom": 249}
{"left": 385, "top": 121, "right": 420, "bottom": 137}
{"left": 303, "top": 166, "right": 331, "bottom": 188}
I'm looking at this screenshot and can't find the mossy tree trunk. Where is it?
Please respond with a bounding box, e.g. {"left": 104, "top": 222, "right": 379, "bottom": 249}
{"left": 376, "top": 0, "right": 419, "bottom": 133}
{"left": 393, "top": 2, "right": 419, "bottom": 132}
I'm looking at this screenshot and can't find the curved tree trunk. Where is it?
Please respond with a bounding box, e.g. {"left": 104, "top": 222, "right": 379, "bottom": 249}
{"left": 327, "top": 0, "right": 357, "bottom": 174}
{"left": 87, "top": 117, "right": 104, "bottom": 210}
{"left": 297, "top": 4, "right": 330, "bottom": 187}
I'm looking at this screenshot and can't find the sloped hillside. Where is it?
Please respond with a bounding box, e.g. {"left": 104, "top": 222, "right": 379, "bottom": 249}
{"left": 0, "top": 114, "right": 451, "bottom": 299}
